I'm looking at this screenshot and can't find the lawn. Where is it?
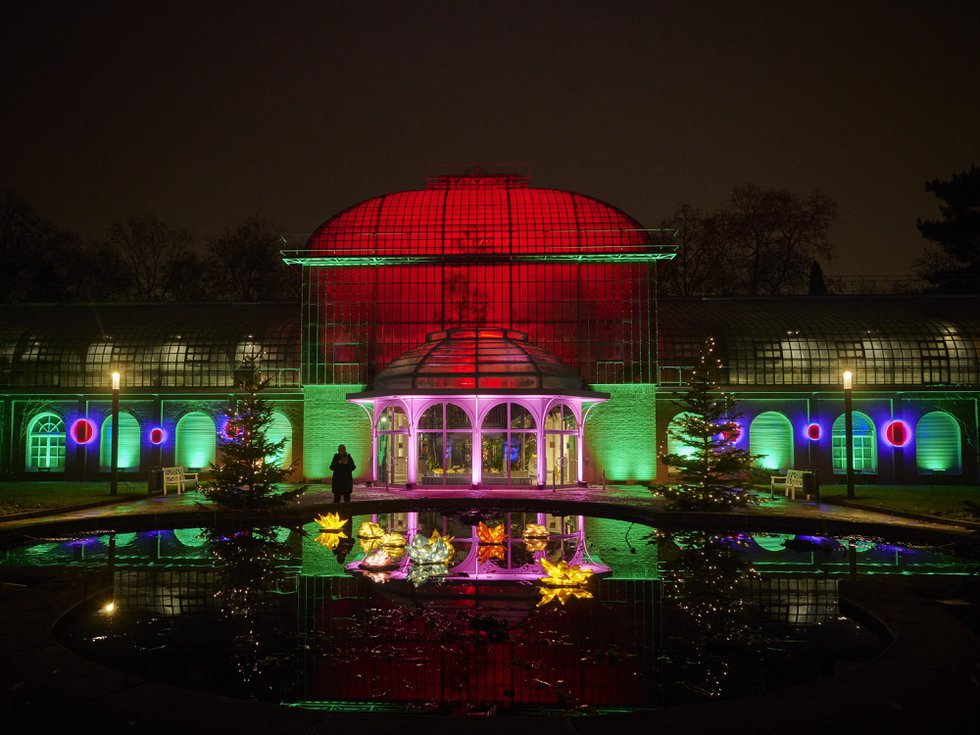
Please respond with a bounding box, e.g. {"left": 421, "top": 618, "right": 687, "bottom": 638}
{"left": 0, "top": 481, "right": 146, "bottom": 517}
{"left": 819, "top": 484, "right": 980, "bottom": 521}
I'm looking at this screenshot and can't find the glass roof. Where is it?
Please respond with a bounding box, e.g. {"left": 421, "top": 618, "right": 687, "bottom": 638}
{"left": 0, "top": 303, "right": 300, "bottom": 389}
{"left": 658, "top": 296, "right": 980, "bottom": 387}
{"left": 372, "top": 328, "right": 586, "bottom": 392}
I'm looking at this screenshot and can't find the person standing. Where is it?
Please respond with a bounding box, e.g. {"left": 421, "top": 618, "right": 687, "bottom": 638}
{"left": 330, "top": 444, "right": 356, "bottom": 503}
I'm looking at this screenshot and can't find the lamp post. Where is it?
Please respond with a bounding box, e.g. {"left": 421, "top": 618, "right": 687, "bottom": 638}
{"left": 843, "top": 369, "right": 854, "bottom": 499}
{"left": 110, "top": 371, "right": 120, "bottom": 496}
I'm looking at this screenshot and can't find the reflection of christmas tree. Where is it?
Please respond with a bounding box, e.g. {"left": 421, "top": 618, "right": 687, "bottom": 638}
{"left": 655, "top": 530, "right": 759, "bottom": 702}
{"left": 653, "top": 338, "right": 758, "bottom": 510}
{"left": 200, "top": 358, "right": 306, "bottom": 509}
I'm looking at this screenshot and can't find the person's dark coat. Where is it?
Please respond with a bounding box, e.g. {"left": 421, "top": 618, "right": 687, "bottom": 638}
{"left": 330, "top": 453, "right": 356, "bottom": 497}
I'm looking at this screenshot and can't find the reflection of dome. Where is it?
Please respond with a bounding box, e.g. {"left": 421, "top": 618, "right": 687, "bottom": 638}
{"left": 308, "top": 172, "right": 653, "bottom": 255}
{"left": 373, "top": 328, "right": 584, "bottom": 392}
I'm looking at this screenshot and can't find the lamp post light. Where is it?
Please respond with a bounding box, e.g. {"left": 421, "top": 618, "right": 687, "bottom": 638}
{"left": 111, "top": 371, "right": 120, "bottom": 497}
{"left": 842, "top": 369, "right": 854, "bottom": 499}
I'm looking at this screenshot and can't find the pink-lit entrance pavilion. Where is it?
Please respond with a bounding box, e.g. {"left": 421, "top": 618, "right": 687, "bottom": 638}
{"left": 348, "top": 328, "right": 608, "bottom": 488}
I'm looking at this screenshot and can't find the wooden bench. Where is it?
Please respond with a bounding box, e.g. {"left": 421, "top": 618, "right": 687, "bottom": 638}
{"left": 770, "top": 469, "right": 808, "bottom": 500}
{"left": 161, "top": 466, "right": 199, "bottom": 495}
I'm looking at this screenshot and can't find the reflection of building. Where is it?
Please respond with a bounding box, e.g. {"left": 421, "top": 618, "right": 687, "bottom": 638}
{"left": 2, "top": 168, "right": 979, "bottom": 485}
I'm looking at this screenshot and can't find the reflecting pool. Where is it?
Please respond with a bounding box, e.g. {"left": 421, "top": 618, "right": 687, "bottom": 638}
{"left": 3, "top": 510, "right": 975, "bottom": 714}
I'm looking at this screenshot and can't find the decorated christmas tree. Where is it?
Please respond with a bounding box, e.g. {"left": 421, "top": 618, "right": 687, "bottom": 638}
{"left": 200, "top": 358, "right": 306, "bottom": 509}
{"left": 653, "top": 337, "right": 758, "bottom": 510}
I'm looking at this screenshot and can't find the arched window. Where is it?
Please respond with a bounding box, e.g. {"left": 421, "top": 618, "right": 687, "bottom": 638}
{"left": 27, "top": 412, "right": 66, "bottom": 471}
{"left": 481, "top": 402, "right": 538, "bottom": 485}
{"left": 916, "top": 411, "right": 962, "bottom": 475}
{"left": 750, "top": 411, "right": 794, "bottom": 471}
{"left": 175, "top": 412, "right": 216, "bottom": 470}
{"left": 100, "top": 412, "right": 141, "bottom": 471}
{"left": 264, "top": 411, "right": 293, "bottom": 469}
{"left": 418, "top": 402, "right": 472, "bottom": 485}
{"left": 376, "top": 405, "right": 408, "bottom": 484}
{"left": 832, "top": 412, "right": 877, "bottom": 474}
{"left": 544, "top": 403, "right": 578, "bottom": 485}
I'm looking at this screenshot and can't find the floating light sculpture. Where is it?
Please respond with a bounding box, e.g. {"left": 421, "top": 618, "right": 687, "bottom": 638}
{"left": 524, "top": 538, "right": 548, "bottom": 553}
{"left": 522, "top": 523, "right": 549, "bottom": 539}
{"left": 357, "top": 521, "right": 385, "bottom": 539}
{"left": 407, "top": 563, "right": 448, "bottom": 588}
{"left": 360, "top": 548, "right": 399, "bottom": 571}
{"left": 314, "top": 512, "right": 349, "bottom": 532}
{"left": 537, "top": 586, "right": 593, "bottom": 607}
{"left": 478, "top": 544, "right": 506, "bottom": 563}
{"left": 381, "top": 532, "right": 406, "bottom": 560}
{"left": 315, "top": 531, "right": 347, "bottom": 550}
{"left": 539, "top": 559, "right": 594, "bottom": 586}
{"left": 406, "top": 531, "right": 453, "bottom": 564}
{"left": 477, "top": 522, "right": 506, "bottom": 544}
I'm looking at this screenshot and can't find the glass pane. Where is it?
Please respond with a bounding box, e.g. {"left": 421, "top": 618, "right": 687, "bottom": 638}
{"left": 446, "top": 403, "right": 471, "bottom": 429}
{"left": 545, "top": 406, "right": 562, "bottom": 430}
{"left": 445, "top": 433, "right": 471, "bottom": 483}
{"left": 418, "top": 404, "right": 443, "bottom": 430}
{"left": 509, "top": 432, "right": 537, "bottom": 485}
{"left": 418, "top": 432, "right": 444, "bottom": 483}
{"left": 510, "top": 403, "right": 534, "bottom": 430}
{"left": 482, "top": 433, "right": 507, "bottom": 484}
{"left": 482, "top": 403, "right": 507, "bottom": 430}
{"left": 563, "top": 406, "right": 578, "bottom": 430}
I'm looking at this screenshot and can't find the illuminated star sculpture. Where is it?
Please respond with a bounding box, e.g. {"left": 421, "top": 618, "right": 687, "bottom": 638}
{"left": 314, "top": 512, "right": 349, "bottom": 532}
{"left": 314, "top": 531, "right": 347, "bottom": 550}
{"left": 477, "top": 521, "right": 506, "bottom": 544}
{"left": 539, "top": 559, "right": 594, "bottom": 587}
{"left": 537, "top": 586, "right": 593, "bottom": 607}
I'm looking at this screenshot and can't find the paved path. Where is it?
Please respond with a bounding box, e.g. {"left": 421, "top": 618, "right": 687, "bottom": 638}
{"left": 0, "top": 483, "right": 973, "bottom": 542}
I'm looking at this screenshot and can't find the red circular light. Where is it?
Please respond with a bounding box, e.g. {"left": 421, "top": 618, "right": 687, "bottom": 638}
{"left": 722, "top": 425, "right": 742, "bottom": 443}
{"left": 805, "top": 423, "right": 822, "bottom": 441}
{"left": 884, "top": 420, "right": 911, "bottom": 447}
{"left": 225, "top": 421, "right": 240, "bottom": 438}
{"left": 149, "top": 427, "right": 166, "bottom": 445}
{"left": 71, "top": 419, "right": 95, "bottom": 444}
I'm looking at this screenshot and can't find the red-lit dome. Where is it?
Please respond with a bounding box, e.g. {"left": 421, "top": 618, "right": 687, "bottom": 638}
{"left": 307, "top": 172, "right": 653, "bottom": 255}
{"left": 372, "top": 328, "right": 585, "bottom": 392}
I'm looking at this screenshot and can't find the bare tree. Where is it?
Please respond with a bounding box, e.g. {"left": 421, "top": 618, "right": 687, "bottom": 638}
{"left": 205, "top": 216, "right": 298, "bottom": 301}
{"left": 105, "top": 215, "right": 196, "bottom": 301}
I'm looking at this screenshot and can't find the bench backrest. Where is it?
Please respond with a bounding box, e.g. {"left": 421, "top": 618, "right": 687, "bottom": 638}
{"left": 162, "top": 466, "right": 185, "bottom": 482}
{"left": 785, "top": 469, "right": 805, "bottom": 482}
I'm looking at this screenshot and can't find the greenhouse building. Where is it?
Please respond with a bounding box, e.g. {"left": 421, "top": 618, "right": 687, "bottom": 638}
{"left": 1, "top": 169, "right": 978, "bottom": 487}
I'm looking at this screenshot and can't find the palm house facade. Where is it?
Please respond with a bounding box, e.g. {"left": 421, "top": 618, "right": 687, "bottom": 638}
{"left": 1, "top": 168, "right": 979, "bottom": 489}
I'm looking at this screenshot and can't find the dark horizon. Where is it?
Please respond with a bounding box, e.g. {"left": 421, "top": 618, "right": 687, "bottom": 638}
{"left": 3, "top": 1, "right": 978, "bottom": 275}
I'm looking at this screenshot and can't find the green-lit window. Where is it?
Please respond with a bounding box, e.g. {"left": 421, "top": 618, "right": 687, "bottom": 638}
{"left": 665, "top": 411, "right": 698, "bottom": 474}
{"left": 100, "top": 412, "right": 141, "bottom": 471}
{"left": 832, "top": 412, "right": 877, "bottom": 474}
{"left": 27, "top": 412, "right": 66, "bottom": 471}
{"left": 750, "top": 411, "right": 794, "bottom": 470}
{"left": 264, "top": 411, "right": 293, "bottom": 469}
{"left": 916, "top": 411, "right": 961, "bottom": 475}
{"left": 175, "top": 411, "right": 216, "bottom": 470}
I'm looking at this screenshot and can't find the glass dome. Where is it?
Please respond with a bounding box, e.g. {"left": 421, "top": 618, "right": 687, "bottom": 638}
{"left": 371, "top": 328, "right": 585, "bottom": 393}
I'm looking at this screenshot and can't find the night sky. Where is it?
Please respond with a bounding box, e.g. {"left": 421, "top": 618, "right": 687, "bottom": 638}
{"left": 3, "top": 1, "right": 978, "bottom": 275}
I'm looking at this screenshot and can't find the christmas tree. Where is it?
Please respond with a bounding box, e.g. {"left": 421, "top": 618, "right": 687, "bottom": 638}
{"left": 653, "top": 337, "right": 758, "bottom": 510}
{"left": 200, "top": 358, "right": 306, "bottom": 509}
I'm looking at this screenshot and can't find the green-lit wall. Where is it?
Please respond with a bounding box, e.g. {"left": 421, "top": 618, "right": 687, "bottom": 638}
{"left": 302, "top": 385, "right": 371, "bottom": 480}
{"left": 585, "top": 384, "right": 657, "bottom": 482}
